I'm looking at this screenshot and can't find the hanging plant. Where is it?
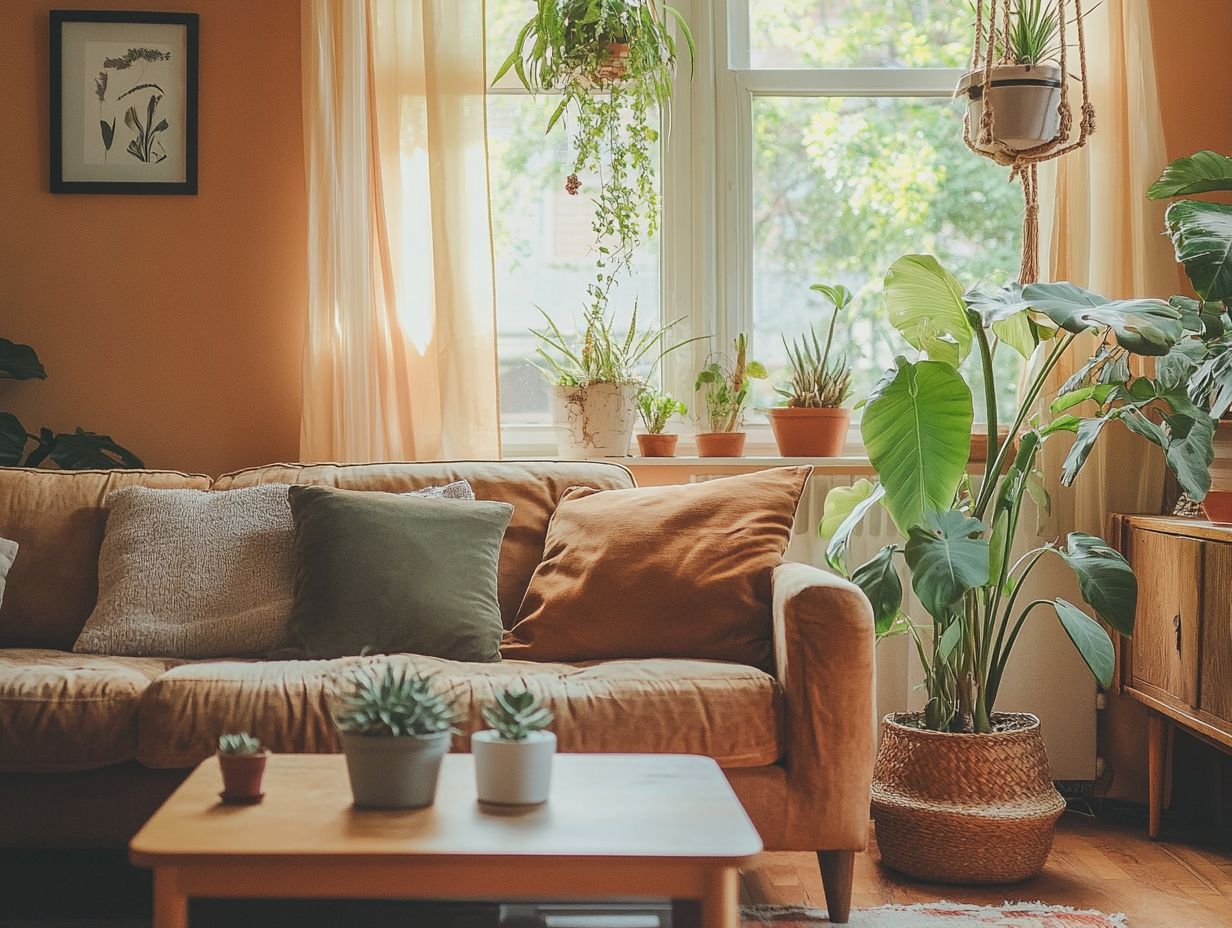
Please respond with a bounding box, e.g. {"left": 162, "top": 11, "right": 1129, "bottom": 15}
{"left": 494, "top": 0, "right": 695, "bottom": 315}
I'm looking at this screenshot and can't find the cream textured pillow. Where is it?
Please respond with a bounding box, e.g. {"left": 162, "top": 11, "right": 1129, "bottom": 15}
{"left": 0, "top": 538, "right": 17, "bottom": 612}
{"left": 73, "top": 480, "right": 477, "bottom": 659}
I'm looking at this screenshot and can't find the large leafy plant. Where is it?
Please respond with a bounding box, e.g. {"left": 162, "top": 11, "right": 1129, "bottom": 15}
{"left": 822, "top": 254, "right": 1211, "bottom": 734}
{"left": 1, "top": 337, "right": 142, "bottom": 469}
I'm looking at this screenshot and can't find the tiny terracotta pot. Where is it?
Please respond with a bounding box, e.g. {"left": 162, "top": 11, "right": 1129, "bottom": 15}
{"left": 1202, "top": 490, "right": 1232, "bottom": 523}
{"left": 218, "top": 751, "right": 267, "bottom": 804}
{"left": 768, "top": 407, "right": 850, "bottom": 457}
{"left": 637, "top": 433, "right": 679, "bottom": 457}
{"left": 696, "top": 431, "right": 746, "bottom": 457}
{"left": 595, "top": 42, "right": 630, "bottom": 81}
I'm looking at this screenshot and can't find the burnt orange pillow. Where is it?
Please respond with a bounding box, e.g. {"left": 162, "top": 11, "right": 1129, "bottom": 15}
{"left": 502, "top": 466, "right": 812, "bottom": 670}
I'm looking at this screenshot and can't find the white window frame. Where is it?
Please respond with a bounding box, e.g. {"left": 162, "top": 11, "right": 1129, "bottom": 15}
{"left": 494, "top": 0, "right": 969, "bottom": 457}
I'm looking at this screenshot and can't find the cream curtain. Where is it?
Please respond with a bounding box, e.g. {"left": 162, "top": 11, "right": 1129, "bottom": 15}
{"left": 300, "top": 0, "right": 500, "bottom": 462}
{"left": 1035, "top": 0, "right": 1175, "bottom": 538}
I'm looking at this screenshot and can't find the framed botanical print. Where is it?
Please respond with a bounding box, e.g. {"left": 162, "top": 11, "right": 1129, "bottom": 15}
{"left": 50, "top": 10, "right": 199, "bottom": 194}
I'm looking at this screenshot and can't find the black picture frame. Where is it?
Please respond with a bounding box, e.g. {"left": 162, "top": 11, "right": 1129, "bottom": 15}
{"left": 50, "top": 10, "right": 199, "bottom": 195}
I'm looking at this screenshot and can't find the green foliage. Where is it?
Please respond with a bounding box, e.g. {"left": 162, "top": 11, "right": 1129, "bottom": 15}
{"left": 776, "top": 285, "right": 853, "bottom": 408}
{"left": 822, "top": 255, "right": 1205, "bottom": 734}
{"left": 1147, "top": 150, "right": 1232, "bottom": 199}
{"left": 694, "top": 334, "right": 768, "bottom": 433}
{"left": 217, "top": 732, "right": 263, "bottom": 756}
{"left": 976, "top": 0, "right": 1096, "bottom": 67}
{"left": 482, "top": 688, "right": 554, "bottom": 742}
{"left": 637, "top": 387, "right": 685, "bottom": 434}
{"left": 332, "top": 664, "right": 460, "bottom": 738}
{"left": 0, "top": 336, "right": 142, "bottom": 469}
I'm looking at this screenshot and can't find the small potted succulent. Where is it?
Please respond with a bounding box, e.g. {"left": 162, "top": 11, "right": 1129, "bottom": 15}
{"left": 769, "top": 284, "right": 854, "bottom": 457}
{"left": 332, "top": 663, "right": 460, "bottom": 810}
{"left": 472, "top": 688, "right": 556, "bottom": 806}
{"left": 636, "top": 388, "right": 687, "bottom": 457}
{"left": 217, "top": 732, "right": 267, "bottom": 805}
{"left": 694, "top": 333, "right": 767, "bottom": 457}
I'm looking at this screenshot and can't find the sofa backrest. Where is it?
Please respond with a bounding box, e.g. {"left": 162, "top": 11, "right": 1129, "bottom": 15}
{"left": 0, "top": 468, "right": 213, "bottom": 649}
{"left": 212, "top": 461, "right": 635, "bottom": 628}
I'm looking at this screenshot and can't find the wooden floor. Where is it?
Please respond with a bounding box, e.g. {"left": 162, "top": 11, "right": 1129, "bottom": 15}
{"left": 742, "top": 814, "right": 1232, "bottom": 927}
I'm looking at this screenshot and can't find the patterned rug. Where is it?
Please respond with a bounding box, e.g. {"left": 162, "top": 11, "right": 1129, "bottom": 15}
{"left": 743, "top": 903, "right": 1127, "bottom": 926}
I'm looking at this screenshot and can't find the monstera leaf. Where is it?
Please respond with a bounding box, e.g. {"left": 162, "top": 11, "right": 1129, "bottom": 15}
{"left": 1057, "top": 533, "right": 1137, "bottom": 636}
{"left": 1164, "top": 200, "right": 1232, "bottom": 304}
{"left": 24, "top": 429, "right": 144, "bottom": 470}
{"left": 850, "top": 545, "right": 902, "bottom": 636}
{"left": 884, "top": 255, "right": 973, "bottom": 367}
{"left": 0, "top": 413, "right": 28, "bottom": 465}
{"left": 1022, "top": 282, "right": 1183, "bottom": 356}
{"left": 861, "top": 358, "right": 973, "bottom": 536}
{"left": 1148, "top": 150, "right": 1232, "bottom": 199}
{"left": 964, "top": 282, "right": 1037, "bottom": 359}
{"left": 903, "top": 510, "right": 990, "bottom": 621}
{"left": 1052, "top": 598, "right": 1115, "bottom": 689}
{"left": 0, "top": 338, "right": 46, "bottom": 380}
{"left": 822, "top": 481, "right": 885, "bottom": 573}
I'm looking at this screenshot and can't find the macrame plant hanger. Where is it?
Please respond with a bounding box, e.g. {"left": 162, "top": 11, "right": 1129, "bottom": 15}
{"left": 963, "top": 0, "right": 1096, "bottom": 284}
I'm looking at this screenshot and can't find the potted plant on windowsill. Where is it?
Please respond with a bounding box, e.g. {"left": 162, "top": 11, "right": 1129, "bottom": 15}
{"left": 635, "top": 388, "right": 686, "bottom": 456}
{"left": 332, "top": 663, "right": 460, "bottom": 810}
{"left": 769, "top": 284, "right": 854, "bottom": 457}
{"left": 822, "top": 253, "right": 1211, "bottom": 883}
{"left": 217, "top": 732, "right": 266, "bottom": 805}
{"left": 473, "top": 688, "right": 556, "bottom": 806}
{"left": 694, "top": 334, "right": 767, "bottom": 457}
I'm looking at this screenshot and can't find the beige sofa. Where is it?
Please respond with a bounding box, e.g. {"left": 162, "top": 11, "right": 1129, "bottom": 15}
{"left": 0, "top": 461, "right": 875, "bottom": 920}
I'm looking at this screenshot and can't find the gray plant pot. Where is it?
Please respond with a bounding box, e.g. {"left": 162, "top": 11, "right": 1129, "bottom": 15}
{"left": 339, "top": 730, "right": 451, "bottom": 809}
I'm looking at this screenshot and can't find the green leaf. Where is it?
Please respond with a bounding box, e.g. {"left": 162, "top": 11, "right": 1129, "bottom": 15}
{"left": 1148, "top": 151, "right": 1232, "bottom": 199}
{"left": 937, "top": 617, "right": 963, "bottom": 662}
{"left": 850, "top": 545, "right": 902, "bottom": 637}
{"left": 1052, "top": 598, "right": 1115, "bottom": 689}
{"left": 819, "top": 479, "right": 875, "bottom": 539}
{"left": 1164, "top": 199, "right": 1232, "bottom": 303}
{"left": 993, "top": 311, "right": 1038, "bottom": 360}
{"left": 1022, "top": 282, "right": 1184, "bottom": 357}
{"left": 861, "top": 358, "right": 973, "bottom": 536}
{"left": 1051, "top": 383, "right": 1118, "bottom": 413}
{"left": 884, "top": 255, "right": 974, "bottom": 367}
{"left": 987, "top": 510, "right": 1009, "bottom": 589}
{"left": 1057, "top": 533, "right": 1137, "bottom": 636}
{"left": 1060, "top": 416, "right": 1108, "bottom": 486}
{"left": 823, "top": 482, "right": 886, "bottom": 573}
{"left": 1163, "top": 411, "right": 1215, "bottom": 501}
{"left": 0, "top": 413, "right": 28, "bottom": 465}
{"left": 29, "top": 429, "right": 144, "bottom": 470}
{"left": 0, "top": 338, "right": 46, "bottom": 380}
{"left": 903, "top": 510, "right": 990, "bottom": 621}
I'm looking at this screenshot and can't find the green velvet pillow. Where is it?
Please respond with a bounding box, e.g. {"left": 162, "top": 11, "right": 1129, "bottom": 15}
{"left": 286, "top": 485, "right": 513, "bottom": 661}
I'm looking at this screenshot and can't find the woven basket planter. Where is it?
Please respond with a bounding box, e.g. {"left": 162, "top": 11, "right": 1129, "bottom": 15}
{"left": 871, "top": 712, "right": 1065, "bottom": 884}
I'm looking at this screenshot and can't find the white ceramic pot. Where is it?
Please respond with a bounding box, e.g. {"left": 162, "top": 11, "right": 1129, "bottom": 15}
{"left": 471, "top": 730, "right": 556, "bottom": 806}
{"left": 957, "top": 64, "right": 1063, "bottom": 153}
{"left": 339, "top": 730, "right": 450, "bottom": 809}
{"left": 551, "top": 382, "right": 639, "bottom": 458}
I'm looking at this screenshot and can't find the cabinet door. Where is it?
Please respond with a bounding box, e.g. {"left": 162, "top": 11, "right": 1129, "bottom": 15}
{"left": 1130, "top": 529, "right": 1201, "bottom": 708}
{"left": 1201, "top": 542, "right": 1232, "bottom": 725}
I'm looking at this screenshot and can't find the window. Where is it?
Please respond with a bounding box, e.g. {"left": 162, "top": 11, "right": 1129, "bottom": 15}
{"left": 486, "top": 1, "right": 1023, "bottom": 449}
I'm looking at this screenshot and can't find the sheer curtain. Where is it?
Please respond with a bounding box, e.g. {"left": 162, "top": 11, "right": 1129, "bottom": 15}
{"left": 300, "top": 0, "right": 500, "bottom": 462}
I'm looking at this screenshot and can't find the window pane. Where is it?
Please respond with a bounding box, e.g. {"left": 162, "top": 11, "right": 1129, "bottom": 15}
{"left": 486, "top": 0, "right": 535, "bottom": 84}
{"left": 749, "top": 0, "right": 972, "bottom": 69}
{"left": 750, "top": 96, "right": 1023, "bottom": 422}
{"left": 486, "top": 94, "right": 662, "bottom": 424}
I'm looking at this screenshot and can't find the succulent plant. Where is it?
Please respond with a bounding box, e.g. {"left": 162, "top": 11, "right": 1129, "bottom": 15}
{"left": 217, "top": 732, "right": 263, "bottom": 755}
{"left": 482, "top": 689, "right": 554, "bottom": 742}
{"left": 332, "top": 663, "right": 460, "bottom": 737}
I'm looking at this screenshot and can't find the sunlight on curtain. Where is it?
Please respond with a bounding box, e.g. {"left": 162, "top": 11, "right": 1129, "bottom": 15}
{"left": 301, "top": 0, "right": 499, "bottom": 462}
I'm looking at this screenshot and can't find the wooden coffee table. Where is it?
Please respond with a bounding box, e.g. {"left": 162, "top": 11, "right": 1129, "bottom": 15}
{"left": 130, "top": 753, "right": 762, "bottom": 928}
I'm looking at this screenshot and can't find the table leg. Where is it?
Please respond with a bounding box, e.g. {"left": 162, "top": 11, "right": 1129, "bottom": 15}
{"left": 699, "top": 867, "right": 738, "bottom": 928}
{"left": 153, "top": 869, "right": 187, "bottom": 928}
{"left": 1148, "top": 713, "right": 1166, "bottom": 840}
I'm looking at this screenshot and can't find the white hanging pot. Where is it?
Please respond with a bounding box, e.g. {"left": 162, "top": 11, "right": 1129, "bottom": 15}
{"left": 472, "top": 730, "right": 556, "bottom": 806}
{"left": 958, "top": 64, "right": 1063, "bottom": 153}
{"left": 550, "top": 382, "right": 639, "bottom": 458}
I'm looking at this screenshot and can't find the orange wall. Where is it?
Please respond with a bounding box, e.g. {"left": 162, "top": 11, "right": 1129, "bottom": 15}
{"left": 0, "top": 0, "right": 305, "bottom": 477}
{"left": 1151, "top": 0, "right": 1232, "bottom": 161}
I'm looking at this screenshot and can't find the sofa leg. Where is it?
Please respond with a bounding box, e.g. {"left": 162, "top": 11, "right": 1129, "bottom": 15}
{"left": 816, "top": 850, "right": 854, "bottom": 924}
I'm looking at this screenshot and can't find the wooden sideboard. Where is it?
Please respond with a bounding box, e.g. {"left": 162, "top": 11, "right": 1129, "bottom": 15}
{"left": 1109, "top": 514, "right": 1232, "bottom": 838}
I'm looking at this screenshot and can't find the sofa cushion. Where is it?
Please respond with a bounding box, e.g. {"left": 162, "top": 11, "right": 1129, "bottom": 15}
{"left": 0, "top": 468, "right": 212, "bottom": 650}
{"left": 136, "top": 655, "right": 783, "bottom": 769}
{"left": 212, "top": 461, "right": 634, "bottom": 628}
{"left": 0, "top": 649, "right": 180, "bottom": 772}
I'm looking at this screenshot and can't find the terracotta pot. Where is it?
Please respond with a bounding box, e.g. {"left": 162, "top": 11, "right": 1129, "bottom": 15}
{"left": 871, "top": 713, "right": 1064, "bottom": 884}
{"left": 595, "top": 42, "right": 630, "bottom": 82}
{"left": 768, "top": 407, "right": 850, "bottom": 457}
{"left": 957, "top": 64, "right": 1062, "bottom": 153}
{"left": 218, "top": 751, "right": 267, "bottom": 804}
{"left": 637, "top": 433, "right": 679, "bottom": 457}
{"left": 695, "top": 432, "right": 746, "bottom": 458}
{"left": 1202, "top": 490, "right": 1232, "bottom": 523}
{"left": 969, "top": 427, "right": 1014, "bottom": 466}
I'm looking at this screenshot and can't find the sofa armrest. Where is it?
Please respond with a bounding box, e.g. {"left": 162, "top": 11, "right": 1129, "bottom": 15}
{"left": 772, "top": 561, "right": 875, "bottom": 851}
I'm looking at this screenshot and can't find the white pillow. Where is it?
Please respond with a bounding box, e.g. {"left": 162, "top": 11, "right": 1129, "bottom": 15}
{"left": 73, "top": 480, "right": 475, "bottom": 658}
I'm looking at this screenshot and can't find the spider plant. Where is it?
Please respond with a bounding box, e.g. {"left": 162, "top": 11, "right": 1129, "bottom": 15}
{"left": 973, "top": 0, "right": 1100, "bottom": 67}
